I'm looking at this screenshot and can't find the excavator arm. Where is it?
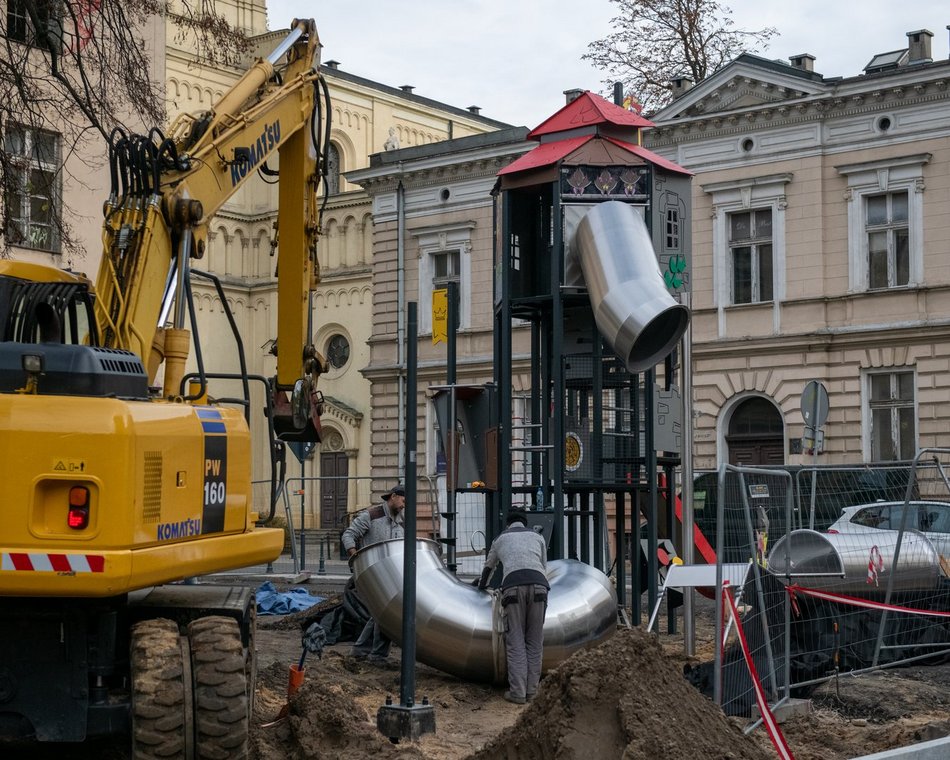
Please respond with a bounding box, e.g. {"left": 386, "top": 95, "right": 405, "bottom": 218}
{"left": 94, "top": 19, "right": 326, "bottom": 440}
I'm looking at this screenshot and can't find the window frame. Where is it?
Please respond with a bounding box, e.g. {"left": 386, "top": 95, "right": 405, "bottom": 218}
{"left": 3, "top": 123, "right": 62, "bottom": 253}
{"left": 728, "top": 208, "right": 774, "bottom": 305}
{"left": 701, "top": 173, "right": 791, "bottom": 331}
{"left": 836, "top": 153, "right": 929, "bottom": 293}
{"left": 861, "top": 368, "right": 918, "bottom": 462}
{"left": 413, "top": 221, "right": 474, "bottom": 336}
{"left": 864, "top": 190, "right": 909, "bottom": 290}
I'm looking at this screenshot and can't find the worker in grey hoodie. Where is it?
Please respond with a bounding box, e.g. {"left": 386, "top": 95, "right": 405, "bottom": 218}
{"left": 342, "top": 484, "right": 406, "bottom": 661}
{"left": 478, "top": 510, "right": 549, "bottom": 704}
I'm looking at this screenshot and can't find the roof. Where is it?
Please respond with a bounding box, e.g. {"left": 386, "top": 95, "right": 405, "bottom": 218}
{"left": 527, "top": 91, "right": 654, "bottom": 140}
{"left": 498, "top": 135, "right": 691, "bottom": 177}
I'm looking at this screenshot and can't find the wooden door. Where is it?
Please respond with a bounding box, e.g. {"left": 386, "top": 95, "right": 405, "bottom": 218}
{"left": 320, "top": 452, "right": 349, "bottom": 530}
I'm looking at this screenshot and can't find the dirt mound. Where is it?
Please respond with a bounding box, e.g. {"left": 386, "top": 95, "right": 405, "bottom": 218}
{"left": 469, "top": 627, "right": 773, "bottom": 760}
{"left": 252, "top": 660, "right": 425, "bottom": 760}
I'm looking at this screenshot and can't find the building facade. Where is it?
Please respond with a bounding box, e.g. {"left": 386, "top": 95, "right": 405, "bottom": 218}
{"left": 647, "top": 30, "right": 950, "bottom": 472}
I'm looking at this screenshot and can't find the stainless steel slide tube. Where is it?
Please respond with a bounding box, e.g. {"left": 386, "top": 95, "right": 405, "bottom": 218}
{"left": 572, "top": 200, "right": 689, "bottom": 372}
{"left": 351, "top": 538, "right": 617, "bottom": 683}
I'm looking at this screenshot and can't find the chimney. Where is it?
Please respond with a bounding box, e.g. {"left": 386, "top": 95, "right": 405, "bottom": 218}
{"left": 400, "top": 85, "right": 414, "bottom": 94}
{"left": 907, "top": 29, "right": 934, "bottom": 64}
{"left": 789, "top": 54, "right": 816, "bottom": 72}
{"left": 563, "top": 88, "right": 584, "bottom": 104}
{"left": 670, "top": 75, "right": 694, "bottom": 99}
{"left": 467, "top": 105, "right": 481, "bottom": 115}
{"left": 324, "top": 60, "right": 340, "bottom": 70}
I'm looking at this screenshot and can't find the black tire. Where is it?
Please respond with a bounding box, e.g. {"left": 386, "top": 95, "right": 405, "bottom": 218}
{"left": 130, "top": 618, "right": 188, "bottom": 760}
{"left": 188, "top": 616, "right": 249, "bottom": 760}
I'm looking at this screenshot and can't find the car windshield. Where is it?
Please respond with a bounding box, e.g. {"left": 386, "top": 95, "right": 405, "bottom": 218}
{"left": 851, "top": 503, "right": 950, "bottom": 532}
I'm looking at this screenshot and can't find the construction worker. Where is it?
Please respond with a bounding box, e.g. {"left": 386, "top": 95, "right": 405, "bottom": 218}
{"left": 342, "top": 484, "right": 406, "bottom": 662}
{"left": 478, "top": 510, "right": 549, "bottom": 704}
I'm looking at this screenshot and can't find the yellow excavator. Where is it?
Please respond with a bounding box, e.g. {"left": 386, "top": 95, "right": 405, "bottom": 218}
{"left": 0, "top": 19, "right": 327, "bottom": 757}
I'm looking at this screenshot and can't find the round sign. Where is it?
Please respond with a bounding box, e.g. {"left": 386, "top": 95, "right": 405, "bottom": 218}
{"left": 801, "top": 380, "right": 829, "bottom": 427}
{"left": 565, "top": 432, "right": 583, "bottom": 472}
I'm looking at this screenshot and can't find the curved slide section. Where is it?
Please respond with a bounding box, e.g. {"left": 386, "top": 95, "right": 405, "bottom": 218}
{"left": 351, "top": 538, "right": 617, "bottom": 684}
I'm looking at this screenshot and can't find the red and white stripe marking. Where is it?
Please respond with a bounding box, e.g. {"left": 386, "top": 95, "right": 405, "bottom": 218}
{"left": 1, "top": 552, "right": 105, "bottom": 573}
{"left": 787, "top": 584, "right": 950, "bottom": 618}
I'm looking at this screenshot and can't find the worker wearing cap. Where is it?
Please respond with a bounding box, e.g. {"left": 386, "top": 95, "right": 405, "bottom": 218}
{"left": 341, "top": 484, "right": 406, "bottom": 661}
{"left": 478, "top": 510, "right": 549, "bottom": 704}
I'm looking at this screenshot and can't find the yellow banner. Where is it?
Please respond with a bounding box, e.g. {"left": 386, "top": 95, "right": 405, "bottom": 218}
{"left": 432, "top": 288, "right": 447, "bottom": 345}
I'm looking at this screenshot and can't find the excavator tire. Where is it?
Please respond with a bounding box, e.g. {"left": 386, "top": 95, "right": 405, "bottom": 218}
{"left": 188, "top": 616, "right": 249, "bottom": 760}
{"left": 130, "top": 618, "right": 189, "bottom": 760}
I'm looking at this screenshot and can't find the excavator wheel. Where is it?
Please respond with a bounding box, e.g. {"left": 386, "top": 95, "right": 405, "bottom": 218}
{"left": 130, "top": 618, "right": 190, "bottom": 760}
{"left": 188, "top": 616, "right": 249, "bottom": 760}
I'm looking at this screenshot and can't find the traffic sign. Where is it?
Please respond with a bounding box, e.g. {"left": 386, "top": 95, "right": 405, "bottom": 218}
{"left": 801, "top": 380, "right": 829, "bottom": 428}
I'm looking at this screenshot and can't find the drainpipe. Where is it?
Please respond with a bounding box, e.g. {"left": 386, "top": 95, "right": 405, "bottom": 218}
{"left": 396, "top": 175, "right": 406, "bottom": 472}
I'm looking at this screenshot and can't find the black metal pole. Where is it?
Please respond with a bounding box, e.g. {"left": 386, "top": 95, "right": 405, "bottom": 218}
{"left": 446, "top": 281, "right": 458, "bottom": 573}
{"left": 377, "top": 301, "right": 435, "bottom": 741}
{"left": 400, "top": 301, "right": 419, "bottom": 707}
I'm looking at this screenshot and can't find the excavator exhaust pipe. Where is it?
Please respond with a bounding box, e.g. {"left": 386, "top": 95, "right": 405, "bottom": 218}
{"left": 572, "top": 200, "right": 689, "bottom": 372}
{"left": 351, "top": 538, "right": 617, "bottom": 684}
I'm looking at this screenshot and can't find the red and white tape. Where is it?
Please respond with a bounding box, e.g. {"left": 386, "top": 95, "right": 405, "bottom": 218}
{"left": 786, "top": 584, "right": 950, "bottom": 618}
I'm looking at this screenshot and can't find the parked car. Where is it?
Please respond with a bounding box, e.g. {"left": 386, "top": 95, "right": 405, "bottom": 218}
{"left": 827, "top": 500, "right": 950, "bottom": 556}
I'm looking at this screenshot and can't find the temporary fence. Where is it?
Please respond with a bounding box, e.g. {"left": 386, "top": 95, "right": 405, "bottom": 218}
{"left": 707, "top": 452, "right": 950, "bottom": 728}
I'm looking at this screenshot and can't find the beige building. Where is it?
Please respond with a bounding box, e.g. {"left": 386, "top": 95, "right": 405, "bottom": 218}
{"left": 165, "top": 1, "right": 511, "bottom": 532}
{"left": 647, "top": 30, "right": 950, "bottom": 471}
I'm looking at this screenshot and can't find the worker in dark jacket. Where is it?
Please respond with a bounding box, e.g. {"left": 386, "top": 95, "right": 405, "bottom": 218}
{"left": 341, "top": 484, "right": 406, "bottom": 661}
{"left": 478, "top": 510, "right": 549, "bottom": 704}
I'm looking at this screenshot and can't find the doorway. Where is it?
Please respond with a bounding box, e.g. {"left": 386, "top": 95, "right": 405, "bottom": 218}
{"left": 320, "top": 451, "right": 349, "bottom": 531}
{"left": 726, "top": 397, "right": 784, "bottom": 466}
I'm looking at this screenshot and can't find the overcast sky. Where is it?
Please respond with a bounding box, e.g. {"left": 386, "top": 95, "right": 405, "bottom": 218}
{"left": 267, "top": 0, "right": 949, "bottom": 127}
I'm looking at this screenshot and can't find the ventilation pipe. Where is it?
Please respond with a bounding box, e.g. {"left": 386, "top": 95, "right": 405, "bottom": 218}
{"left": 351, "top": 538, "right": 617, "bottom": 683}
{"left": 572, "top": 200, "right": 690, "bottom": 372}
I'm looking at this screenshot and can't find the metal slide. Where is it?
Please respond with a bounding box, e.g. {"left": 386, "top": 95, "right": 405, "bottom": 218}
{"left": 351, "top": 538, "right": 617, "bottom": 683}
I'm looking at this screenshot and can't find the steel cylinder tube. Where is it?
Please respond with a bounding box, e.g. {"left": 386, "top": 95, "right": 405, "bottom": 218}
{"left": 351, "top": 538, "right": 617, "bottom": 683}
{"left": 572, "top": 200, "right": 689, "bottom": 372}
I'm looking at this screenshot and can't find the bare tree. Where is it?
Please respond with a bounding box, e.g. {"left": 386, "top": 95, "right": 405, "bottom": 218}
{"left": 584, "top": 0, "right": 778, "bottom": 114}
{"left": 0, "top": 0, "right": 249, "bottom": 260}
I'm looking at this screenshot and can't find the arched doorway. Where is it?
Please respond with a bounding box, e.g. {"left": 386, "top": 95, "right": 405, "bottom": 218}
{"left": 726, "top": 397, "right": 784, "bottom": 466}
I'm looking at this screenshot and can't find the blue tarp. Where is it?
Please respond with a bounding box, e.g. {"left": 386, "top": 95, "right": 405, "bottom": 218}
{"left": 255, "top": 581, "right": 325, "bottom": 616}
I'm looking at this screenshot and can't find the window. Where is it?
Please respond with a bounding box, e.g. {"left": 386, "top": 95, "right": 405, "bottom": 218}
{"left": 4, "top": 124, "right": 60, "bottom": 252}
{"left": 665, "top": 208, "right": 680, "bottom": 250}
{"left": 729, "top": 209, "right": 773, "bottom": 304}
{"left": 701, "top": 173, "right": 791, "bottom": 325}
{"left": 325, "top": 333, "right": 350, "bottom": 369}
{"left": 432, "top": 250, "right": 460, "bottom": 288}
{"left": 413, "top": 221, "right": 474, "bottom": 335}
{"left": 6, "top": 0, "right": 59, "bottom": 48}
{"left": 866, "top": 191, "right": 909, "bottom": 289}
{"left": 325, "top": 142, "right": 340, "bottom": 196}
{"left": 866, "top": 370, "right": 916, "bottom": 461}
{"left": 836, "top": 154, "right": 929, "bottom": 293}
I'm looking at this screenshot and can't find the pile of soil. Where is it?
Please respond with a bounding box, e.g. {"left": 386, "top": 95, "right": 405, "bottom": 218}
{"left": 251, "top": 627, "right": 773, "bottom": 760}
{"left": 470, "top": 627, "right": 771, "bottom": 760}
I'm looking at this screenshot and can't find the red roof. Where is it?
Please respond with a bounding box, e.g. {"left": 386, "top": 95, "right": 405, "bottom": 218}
{"left": 603, "top": 137, "right": 693, "bottom": 177}
{"left": 498, "top": 135, "right": 691, "bottom": 177}
{"left": 527, "top": 91, "right": 654, "bottom": 140}
{"left": 497, "top": 135, "right": 590, "bottom": 176}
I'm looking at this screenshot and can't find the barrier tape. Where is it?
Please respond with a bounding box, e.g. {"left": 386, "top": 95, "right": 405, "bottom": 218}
{"left": 786, "top": 584, "right": 950, "bottom": 618}
{"left": 723, "top": 580, "right": 795, "bottom": 760}
{"left": 867, "top": 546, "right": 884, "bottom": 586}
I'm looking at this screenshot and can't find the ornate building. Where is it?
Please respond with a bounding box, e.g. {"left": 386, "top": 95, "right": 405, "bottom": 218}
{"left": 647, "top": 30, "right": 950, "bottom": 470}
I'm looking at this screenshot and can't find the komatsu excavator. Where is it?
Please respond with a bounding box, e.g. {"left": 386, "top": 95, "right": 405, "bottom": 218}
{"left": 0, "top": 19, "right": 328, "bottom": 757}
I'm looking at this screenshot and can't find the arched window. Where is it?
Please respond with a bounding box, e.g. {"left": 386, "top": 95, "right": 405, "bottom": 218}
{"left": 325, "top": 142, "right": 340, "bottom": 195}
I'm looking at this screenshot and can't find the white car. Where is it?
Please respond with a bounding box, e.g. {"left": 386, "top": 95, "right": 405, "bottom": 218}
{"left": 827, "top": 500, "right": 950, "bottom": 557}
